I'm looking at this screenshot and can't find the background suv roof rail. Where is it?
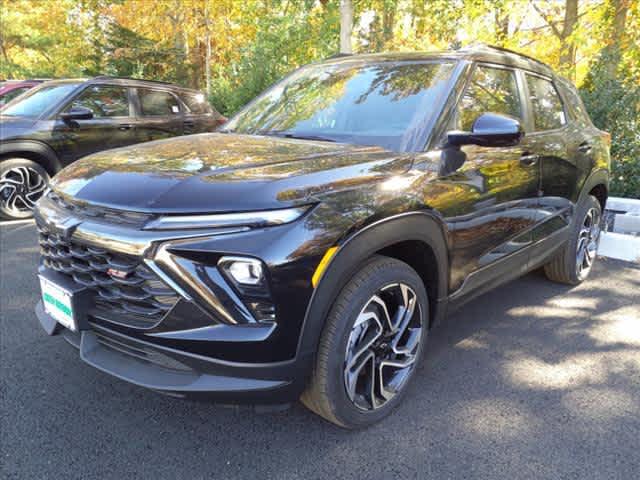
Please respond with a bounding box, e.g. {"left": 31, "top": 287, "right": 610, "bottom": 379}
{"left": 91, "top": 75, "right": 175, "bottom": 86}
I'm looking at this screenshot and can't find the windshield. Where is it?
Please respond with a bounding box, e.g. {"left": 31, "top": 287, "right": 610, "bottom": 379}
{"left": 1, "top": 83, "right": 79, "bottom": 118}
{"left": 225, "top": 61, "right": 455, "bottom": 151}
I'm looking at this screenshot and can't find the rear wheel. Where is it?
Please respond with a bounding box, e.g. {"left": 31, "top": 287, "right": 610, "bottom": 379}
{"left": 0, "top": 158, "right": 49, "bottom": 220}
{"left": 544, "top": 194, "right": 602, "bottom": 285}
{"left": 301, "top": 256, "right": 428, "bottom": 428}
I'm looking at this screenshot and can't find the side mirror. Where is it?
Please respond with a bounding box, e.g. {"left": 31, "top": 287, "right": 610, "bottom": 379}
{"left": 447, "top": 112, "right": 523, "bottom": 148}
{"left": 60, "top": 106, "right": 94, "bottom": 122}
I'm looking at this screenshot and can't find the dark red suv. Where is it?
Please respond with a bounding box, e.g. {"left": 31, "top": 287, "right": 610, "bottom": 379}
{"left": 0, "top": 79, "right": 46, "bottom": 107}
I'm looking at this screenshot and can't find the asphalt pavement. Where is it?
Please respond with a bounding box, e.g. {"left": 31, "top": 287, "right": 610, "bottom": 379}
{"left": 1, "top": 220, "right": 639, "bottom": 480}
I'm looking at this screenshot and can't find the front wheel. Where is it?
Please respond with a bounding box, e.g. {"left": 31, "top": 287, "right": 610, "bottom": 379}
{"left": 544, "top": 194, "right": 602, "bottom": 285}
{"left": 0, "top": 158, "right": 50, "bottom": 220}
{"left": 301, "top": 256, "right": 428, "bottom": 428}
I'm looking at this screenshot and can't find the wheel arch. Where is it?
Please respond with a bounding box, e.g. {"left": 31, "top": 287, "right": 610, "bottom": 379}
{"left": 297, "top": 211, "right": 450, "bottom": 359}
{"left": 0, "top": 140, "right": 62, "bottom": 176}
{"left": 579, "top": 168, "right": 609, "bottom": 212}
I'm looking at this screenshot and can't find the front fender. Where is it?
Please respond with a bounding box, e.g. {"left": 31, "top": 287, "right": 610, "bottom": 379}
{"left": 0, "top": 140, "right": 61, "bottom": 173}
{"left": 296, "top": 211, "right": 450, "bottom": 359}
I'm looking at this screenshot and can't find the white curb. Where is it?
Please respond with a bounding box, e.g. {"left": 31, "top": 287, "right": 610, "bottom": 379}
{"left": 598, "top": 231, "right": 640, "bottom": 263}
{"left": 598, "top": 196, "right": 640, "bottom": 263}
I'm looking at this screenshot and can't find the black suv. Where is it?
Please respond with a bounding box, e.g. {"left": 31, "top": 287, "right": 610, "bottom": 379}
{"left": 0, "top": 77, "right": 226, "bottom": 220}
{"left": 33, "top": 46, "right": 609, "bottom": 428}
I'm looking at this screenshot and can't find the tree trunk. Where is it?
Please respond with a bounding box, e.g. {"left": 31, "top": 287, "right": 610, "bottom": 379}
{"left": 559, "top": 0, "right": 578, "bottom": 80}
{"left": 382, "top": 5, "right": 395, "bottom": 45}
{"left": 340, "top": 0, "right": 353, "bottom": 54}
{"left": 605, "top": 0, "right": 630, "bottom": 78}
{"left": 204, "top": 1, "right": 212, "bottom": 96}
{"left": 494, "top": 4, "right": 509, "bottom": 46}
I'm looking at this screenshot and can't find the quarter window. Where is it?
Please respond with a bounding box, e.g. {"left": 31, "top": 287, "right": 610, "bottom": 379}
{"left": 452, "top": 65, "right": 522, "bottom": 131}
{"left": 526, "top": 75, "right": 566, "bottom": 131}
{"left": 68, "top": 86, "right": 130, "bottom": 117}
{"left": 181, "top": 93, "right": 212, "bottom": 114}
{"left": 138, "top": 89, "right": 180, "bottom": 116}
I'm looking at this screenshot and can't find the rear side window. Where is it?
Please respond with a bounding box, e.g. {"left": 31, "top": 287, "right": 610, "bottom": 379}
{"left": 138, "top": 89, "right": 181, "bottom": 116}
{"left": 526, "top": 75, "right": 566, "bottom": 131}
{"left": 68, "top": 85, "right": 130, "bottom": 117}
{"left": 452, "top": 65, "right": 522, "bottom": 131}
{"left": 181, "top": 93, "right": 212, "bottom": 114}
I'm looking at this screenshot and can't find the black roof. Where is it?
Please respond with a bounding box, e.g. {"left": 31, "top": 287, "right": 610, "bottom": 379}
{"left": 323, "top": 43, "right": 556, "bottom": 78}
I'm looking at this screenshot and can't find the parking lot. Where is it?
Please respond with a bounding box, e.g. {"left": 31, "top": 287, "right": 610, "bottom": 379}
{"left": 1, "top": 219, "right": 639, "bottom": 480}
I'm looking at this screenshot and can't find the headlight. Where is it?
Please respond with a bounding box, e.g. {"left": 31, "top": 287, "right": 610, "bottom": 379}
{"left": 143, "top": 206, "right": 311, "bottom": 231}
{"left": 218, "top": 256, "right": 264, "bottom": 286}
{"left": 218, "top": 256, "right": 275, "bottom": 322}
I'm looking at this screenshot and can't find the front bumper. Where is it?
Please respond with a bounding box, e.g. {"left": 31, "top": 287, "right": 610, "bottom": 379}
{"left": 36, "top": 300, "right": 309, "bottom": 404}
{"left": 31, "top": 191, "right": 341, "bottom": 403}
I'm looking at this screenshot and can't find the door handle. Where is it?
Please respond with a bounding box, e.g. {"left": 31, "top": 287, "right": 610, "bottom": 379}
{"left": 578, "top": 142, "right": 592, "bottom": 154}
{"left": 520, "top": 153, "right": 539, "bottom": 166}
{"left": 118, "top": 124, "right": 133, "bottom": 131}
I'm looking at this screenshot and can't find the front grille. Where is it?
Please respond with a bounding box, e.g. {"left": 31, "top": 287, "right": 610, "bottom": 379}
{"left": 38, "top": 225, "right": 179, "bottom": 328}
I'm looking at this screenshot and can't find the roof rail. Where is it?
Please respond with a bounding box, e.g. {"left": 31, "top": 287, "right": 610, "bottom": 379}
{"left": 92, "top": 75, "right": 175, "bottom": 86}
{"left": 459, "top": 43, "right": 552, "bottom": 70}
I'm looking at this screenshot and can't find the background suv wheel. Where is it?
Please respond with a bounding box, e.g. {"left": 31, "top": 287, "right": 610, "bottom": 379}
{"left": 544, "top": 194, "right": 603, "bottom": 285}
{"left": 0, "top": 158, "right": 50, "bottom": 220}
{"left": 301, "top": 255, "right": 429, "bottom": 428}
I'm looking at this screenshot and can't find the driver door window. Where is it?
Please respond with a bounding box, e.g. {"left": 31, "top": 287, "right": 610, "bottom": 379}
{"left": 451, "top": 65, "right": 522, "bottom": 131}
{"left": 67, "top": 85, "right": 131, "bottom": 117}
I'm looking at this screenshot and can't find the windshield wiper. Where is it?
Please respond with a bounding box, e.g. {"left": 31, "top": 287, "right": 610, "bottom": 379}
{"left": 258, "top": 130, "right": 336, "bottom": 143}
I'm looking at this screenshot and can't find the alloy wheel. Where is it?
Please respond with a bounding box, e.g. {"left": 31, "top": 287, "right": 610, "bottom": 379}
{"left": 0, "top": 166, "right": 47, "bottom": 216}
{"left": 576, "top": 207, "right": 601, "bottom": 280}
{"left": 343, "top": 283, "right": 423, "bottom": 411}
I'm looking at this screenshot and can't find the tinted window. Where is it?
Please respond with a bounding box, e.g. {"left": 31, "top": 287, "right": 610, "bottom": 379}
{"left": 1, "top": 83, "right": 80, "bottom": 118}
{"left": 139, "top": 89, "right": 180, "bottom": 116}
{"left": 67, "top": 85, "right": 130, "bottom": 117}
{"left": 526, "top": 75, "right": 566, "bottom": 131}
{"left": 558, "top": 82, "right": 591, "bottom": 127}
{"left": 452, "top": 65, "right": 522, "bottom": 131}
{"left": 181, "top": 93, "right": 211, "bottom": 114}
{"left": 0, "top": 87, "right": 31, "bottom": 105}
{"left": 225, "top": 61, "right": 455, "bottom": 151}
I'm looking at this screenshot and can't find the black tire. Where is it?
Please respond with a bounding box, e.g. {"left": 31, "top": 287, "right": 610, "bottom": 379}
{"left": 544, "top": 194, "right": 602, "bottom": 285}
{"left": 0, "top": 158, "right": 50, "bottom": 220}
{"left": 301, "top": 255, "right": 429, "bottom": 429}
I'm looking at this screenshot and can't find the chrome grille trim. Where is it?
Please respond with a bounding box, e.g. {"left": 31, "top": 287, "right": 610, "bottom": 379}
{"left": 48, "top": 190, "right": 151, "bottom": 228}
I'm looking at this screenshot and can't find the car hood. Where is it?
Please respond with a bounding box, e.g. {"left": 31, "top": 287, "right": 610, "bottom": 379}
{"left": 52, "top": 133, "right": 413, "bottom": 213}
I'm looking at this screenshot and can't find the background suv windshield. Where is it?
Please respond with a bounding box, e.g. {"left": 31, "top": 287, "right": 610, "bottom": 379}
{"left": 225, "top": 61, "right": 455, "bottom": 151}
{"left": 1, "top": 83, "right": 79, "bottom": 118}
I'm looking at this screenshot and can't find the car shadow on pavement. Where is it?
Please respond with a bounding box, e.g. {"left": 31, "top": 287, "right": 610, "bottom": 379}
{"left": 2, "top": 223, "right": 639, "bottom": 479}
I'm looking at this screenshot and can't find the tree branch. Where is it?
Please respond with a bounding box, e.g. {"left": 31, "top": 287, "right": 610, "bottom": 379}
{"left": 530, "top": 1, "right": 562, "bottom": 39}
